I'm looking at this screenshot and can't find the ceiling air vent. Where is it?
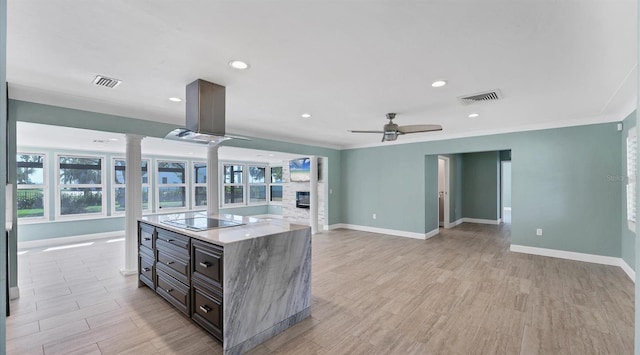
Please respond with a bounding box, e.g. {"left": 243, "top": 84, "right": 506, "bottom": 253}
{"left": 458, "top": 89, "right": 502, "bottom": 105}
{"left": 93, "top": 75, "right": 122, "bottom": 89}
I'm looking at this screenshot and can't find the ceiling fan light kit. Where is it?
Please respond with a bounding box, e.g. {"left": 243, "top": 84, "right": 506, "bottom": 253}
{"left": 349, "top": 112, "right": 442, "bottom": 142}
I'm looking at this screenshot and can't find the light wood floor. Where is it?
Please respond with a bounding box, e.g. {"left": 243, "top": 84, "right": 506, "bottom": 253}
{"left": 7, "top": 223, "right": 634, "bottom": 354}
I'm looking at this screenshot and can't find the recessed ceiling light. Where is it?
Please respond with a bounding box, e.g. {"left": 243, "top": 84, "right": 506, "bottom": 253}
{"left": 468, "top": 113, "right": 479, "bottom": 118}
{"left": 108, "top": 138, "right": 118, "bottom": 141}
{"left": 229, "top": 60, "right": 249, "bottom": 70}
{"left": 301, "top": 113, "right": 312, "bottom": 118}
{"left": 431, "top": 80, "right": 447, "bottom": 88}
{"left": 169, "top": 97, "right": 182, "bottom": 102}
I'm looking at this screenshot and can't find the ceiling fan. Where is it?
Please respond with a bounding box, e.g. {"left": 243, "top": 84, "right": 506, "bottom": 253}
{"left": 349, "top": 113, "right": 443, "bottom": 142}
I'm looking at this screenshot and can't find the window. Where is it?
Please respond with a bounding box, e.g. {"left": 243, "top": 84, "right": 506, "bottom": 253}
{"left": 222, "top": 164, "right": 244, "bottom": 205}
{"left": 157, "top": 161, "right": 187, "bottom": 210}
{"left": 248, "top": 166, "right": 267, "bottom": 204}
{"left": 57, "top": 155, "right": 104, "bottom": 216}
{"left": 16, "top": 153, "right": 46, "bottom": 219}
{"left": 627, "top": 128, "right": 637, "bottom": 231}
{"left": 269, "top": 166, "right": 283, "bottom": 202}
{"left": 113, "top": 158, "right": 150, "bottom": 213}
{"left": 193, "top": 162, "right": 207, "bottom": 208}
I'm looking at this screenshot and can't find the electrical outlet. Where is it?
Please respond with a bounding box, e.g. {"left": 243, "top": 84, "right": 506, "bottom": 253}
{"left": 372, "top": 213, "right": 377, "bottom": 220}
{"left": 329, "top": 188, "right": 333, "bottom": 195}
{"left": 536, "top": 228, "right": 543, "bottom": 236}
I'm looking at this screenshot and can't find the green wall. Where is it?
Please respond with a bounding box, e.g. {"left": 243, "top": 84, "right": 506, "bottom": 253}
{"left": 621, "top": 112, "right": 636, "bottom": 272}
{"left": 342, "top": 122, "right": 622, "bottom": 257}
{"left": 461, "top": 151, "right": 500, "bottom": 221}
{"left": 340, "top": 143, "right": 427, "bottom": 233}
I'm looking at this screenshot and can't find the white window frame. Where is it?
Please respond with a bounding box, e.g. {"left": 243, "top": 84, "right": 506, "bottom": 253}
{"left": 220, "top": 162, "right": 246, "bottom": 207}
{"left": 55, "top": 154, "right": 106, "bottom": 219}
{"left": 269, "top": 166, "right": 283, "bottom": 205}
{"left": 627, "top": 128, "right": 637, "bottom": 232}
{"left": 192, "top": 161, "right": 207, "bottom": 210}
{"left": 156, "top": 159, "right": 189, "bottom": 212}
{"left": 248, "top": 165, "right": 268, "bottom": 205}
{"left": 16, "top": 152, "right": 48, "bottom": 222}
{"left": 111, "top": 157, "right": 152, "bottom": 215}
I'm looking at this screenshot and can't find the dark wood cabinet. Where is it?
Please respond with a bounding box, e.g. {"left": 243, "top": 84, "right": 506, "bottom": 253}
{"left": 192, "top": 281, "right": 223, "bottom": 342}
{"left": 156, "top": 247, "right": 190, "bottom": 285}
{"left": 138, "top": 221, "right": 223, "bottom": 344}
{"left": 139, "top": 253, "right": 154, "bottom": 289}
{"left": 156, "top": 268, "right": 190, "bottom": 316}
{"left": 192, "top": 240, "right": 223, "bottom": 290}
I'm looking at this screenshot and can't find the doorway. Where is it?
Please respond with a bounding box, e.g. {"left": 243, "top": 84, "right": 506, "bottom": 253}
{"left": 437, "top": 156, "right": 450, "bottom": 228}
{"left": 501, "top": 161, "right": 512, "bottom": 224}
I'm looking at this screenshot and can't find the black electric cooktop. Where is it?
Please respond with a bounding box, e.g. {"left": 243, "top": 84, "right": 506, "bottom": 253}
{"left": 161, "top": 217, "right": 243, "bottom": 231}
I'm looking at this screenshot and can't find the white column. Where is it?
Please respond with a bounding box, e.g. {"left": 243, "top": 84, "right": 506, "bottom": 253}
{"left": 121, "top": 134, "right": 144, "bottom": 276}
{"left": 309, "top": 156, "right": 319, "bottom": 234}
{"left": 207, "top": 144, "right": 220, "bottom": 216}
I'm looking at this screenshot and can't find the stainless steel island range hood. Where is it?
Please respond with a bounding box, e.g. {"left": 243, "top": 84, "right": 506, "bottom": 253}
{"left": 164, "top": 79, "right": 246, "bottom": 145}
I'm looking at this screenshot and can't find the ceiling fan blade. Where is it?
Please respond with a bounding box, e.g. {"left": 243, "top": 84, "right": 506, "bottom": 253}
{"left": 349, "top": 130, "right": 385, "bottom": 134}
{"left": 397, "top": 124, "right": 443, "bottom": 134}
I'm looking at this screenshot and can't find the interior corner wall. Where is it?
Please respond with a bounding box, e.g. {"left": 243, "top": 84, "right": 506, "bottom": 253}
{"left": 461, "top": 151, "right": 500, "bottom": 221}
{"left": 341, "top": 122, "right": 622, "bottom": 257}
{"left": 620, "top": 111, "right": 635, "bottom": 270}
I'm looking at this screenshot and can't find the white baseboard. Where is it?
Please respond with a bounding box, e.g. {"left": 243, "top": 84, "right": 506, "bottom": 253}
{"left": 119, "top": 268, "right": 138, "bottom": 276}
{"left": 462, "top": 218, "right": 500, "bottom": 225}
{"left": 425, "top": 228, "right": 439, "bottom": 240}
{"left": 329, "top": 223, "right": 428, "bottom": 240}
{"left": 511, "top": 244, "right": 635, "bottom": 283}
{"left": 620, "top": 259, "right": 636, "bottom": 282}
{"left": 328, "top": 223, "right": 345, "bottom": 231}
{"left": 9, "top": 286, "right": 19, "bottom": 300}
{"left": 445, "top": 219, "right": 463, "bottom": 228}
{"left": 18, "top": 230, "right": 125, "bottom": 249}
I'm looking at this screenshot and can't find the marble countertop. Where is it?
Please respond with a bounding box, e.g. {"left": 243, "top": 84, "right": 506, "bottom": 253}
{"left": 140, "top": 212, "right": 310, "bottom": 246}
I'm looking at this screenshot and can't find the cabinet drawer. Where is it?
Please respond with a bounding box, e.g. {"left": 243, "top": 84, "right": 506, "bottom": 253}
{"left": 139, "top": 255, "right": 154, "bottom": 289}
{"left": 139, "top": 223, "right": 155, "bottom": 250}
{"left": 156, "top": 248, "right": 189, "bottom": 285}
{"left": 192, "top": 282, "right": 223, "bottom": 342}
{"left": 139, "top": 244, "right": 153, "bottom": 260}
{"left": 192, "top": 241, "right": 223, "bottom": 289}
{"left": 156, "top": 269, "right": 190, "bottom": 316}
{"left": 156, "top": 228, "right": 190, "bottom": 252}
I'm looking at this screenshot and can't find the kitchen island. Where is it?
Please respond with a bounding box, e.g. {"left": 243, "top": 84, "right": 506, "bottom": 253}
{"left": 138, "top": 212, "right": 312, "bottom": 355}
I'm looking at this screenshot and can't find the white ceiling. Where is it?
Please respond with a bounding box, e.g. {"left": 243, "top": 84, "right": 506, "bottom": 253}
{"left": 17, "top": 122, "right": 302, "bottom": 164}
{"left": 6, "top": 1, "right": 638, "bottom": 149}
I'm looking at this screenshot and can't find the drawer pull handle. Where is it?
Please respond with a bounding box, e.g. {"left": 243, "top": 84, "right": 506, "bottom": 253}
{"left": 142, "top": 267, "right": 150, "bottom": 272}
{"left": 165, "top": 288, "right": 173, "bottom": 293}
{"left": 143, "top": 237, "right": 151, "bottom": 241}
{"left": 199, "top": 305, "right": 211, "bottom": 313}
{"left": 165, "top": 261, "right": 174, "bottom": 265}
{"left": 165, "top": 239, "right": 174, "bottom": 243}
{"left": 199, "top": 262, "right": 211, "bottom": 268}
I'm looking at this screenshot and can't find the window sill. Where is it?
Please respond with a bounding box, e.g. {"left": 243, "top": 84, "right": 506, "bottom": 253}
{"left": 18, "top": 214, "right": 124, "bottom": 225}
